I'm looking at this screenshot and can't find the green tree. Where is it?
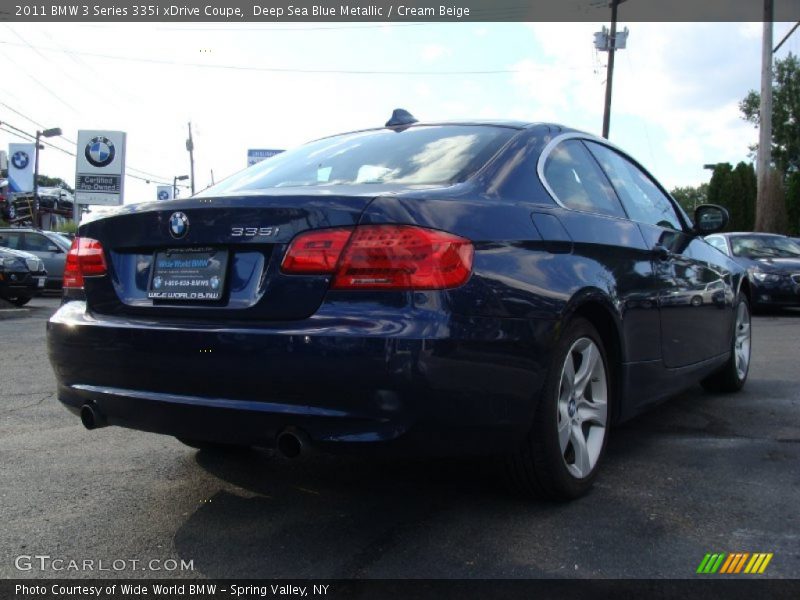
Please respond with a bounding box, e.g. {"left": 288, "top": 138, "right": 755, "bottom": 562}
{"left": 740, "top": 53, "right": 800, "bottom": 174}
{"left": 705, "top": 163, "right": 757, "bottom": 231}
{"left": 670, "top": 183, "right": 708, "bottom": 214}
{"left": 740, "top": 52, "right": 800, "bottom": 232}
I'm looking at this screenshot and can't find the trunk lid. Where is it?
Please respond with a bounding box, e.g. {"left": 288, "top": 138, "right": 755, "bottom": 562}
{"left": 79, "top": 190, "right": 378, "bottom": 321}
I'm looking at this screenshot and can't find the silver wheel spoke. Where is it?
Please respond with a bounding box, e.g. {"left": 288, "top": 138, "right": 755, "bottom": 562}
{"left": 570, "top": 424, "right": 590, "bottom": 476}
{"left": 577, "top": 398, "right": 607, "bottom": 426}
{"left": 558, "top": 418, "right": 571, "bottom": 452}
{"left": 561, "top": 355, "right": 575, "bottom": 397}
{"left": 573, "top": 344, "right": 597, "bottom": 397}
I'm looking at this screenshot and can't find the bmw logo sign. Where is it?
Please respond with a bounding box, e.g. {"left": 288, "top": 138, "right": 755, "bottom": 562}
{"left": 169, "top": 212, "right": 189, "bottom": 239}
{"left": 11, "top": 150, "right": 29, "bottom": 170}
{"left": 85, "top": 136, "right": 116, "bottom": 168}
{"left": 158, "top": 190, "right": 170, "bottom": 201}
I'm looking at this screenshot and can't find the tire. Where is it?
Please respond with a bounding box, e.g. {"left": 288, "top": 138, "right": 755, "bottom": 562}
{"left": 506, "top": 317, "right": 612, "bottom": 501}
{"left": 701, "top": 293, "right": 751, "bottom": 393}
{"left": 175, "top": 437, "right": 249, "bottom": 452}
{"left": 9, "top": 296, "right": 31, "bottom": 306}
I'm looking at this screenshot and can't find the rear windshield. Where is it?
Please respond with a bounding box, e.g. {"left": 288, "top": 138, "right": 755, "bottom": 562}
{"left": 202, "top": 125, "right": 516, "bottom": 194}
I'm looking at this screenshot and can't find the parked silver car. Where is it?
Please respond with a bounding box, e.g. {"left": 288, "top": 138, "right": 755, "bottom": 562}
{"left": 0, "top": 228, "right": 72, "bottom": 289}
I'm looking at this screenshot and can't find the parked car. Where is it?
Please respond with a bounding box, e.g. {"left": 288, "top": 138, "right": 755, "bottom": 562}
{"left": 47, "top": 118, "right": 750, "bottom": 501}
{"left": 0, "top": 227, "right": 72, "bottom": 289}
{"left": 705, "top": 232, "right": 800, "bottom": 309}
{"left": 0, "top": 246, "right": 46, "bottom": 306}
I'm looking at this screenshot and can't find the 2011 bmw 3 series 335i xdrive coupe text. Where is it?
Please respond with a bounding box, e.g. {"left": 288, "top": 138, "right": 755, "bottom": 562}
{"left": 48, "top": 114, "right": 751, "bottom": 500}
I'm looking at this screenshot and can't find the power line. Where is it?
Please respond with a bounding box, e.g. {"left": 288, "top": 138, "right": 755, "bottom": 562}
{"left": 0, "top": 39, "right": 592, "bottom": 76}
{"left": 0, "top": 118, "right": 186, "bottom": 187}
{"left": 0, "top": 99, "right": 174, "bottom": 181}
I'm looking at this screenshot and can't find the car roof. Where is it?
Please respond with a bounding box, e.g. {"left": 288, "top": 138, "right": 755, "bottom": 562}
{"left": 308, "top": 120, "right": 575, "bottom": 145}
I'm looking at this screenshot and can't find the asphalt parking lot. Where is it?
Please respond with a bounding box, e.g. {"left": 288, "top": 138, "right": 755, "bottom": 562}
{"left": 1, "top": 296, "right": 798, "bottom": 579}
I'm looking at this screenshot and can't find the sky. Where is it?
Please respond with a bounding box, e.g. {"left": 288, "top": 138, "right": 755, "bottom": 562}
{"left": 1, "top": 20, "right": 798, "bottom": 208}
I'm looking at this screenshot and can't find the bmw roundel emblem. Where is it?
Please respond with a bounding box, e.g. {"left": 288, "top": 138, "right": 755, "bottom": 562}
{"left": 85, "top": 136, "right": 116, "bottom": 168}
{"left": 169, "top": 212, "right": 189, "bottom": 239}
{"left": 11, "top": 150, "right": 29, "bottom": 170}
{"left": 158, "top": 190, "right": 170, "bottom": 201}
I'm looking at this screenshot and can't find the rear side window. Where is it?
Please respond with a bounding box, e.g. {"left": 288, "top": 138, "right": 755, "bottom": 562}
{"left": 203, "top": 125, "right": 517, "bottom": 194}
{"left": 21, "top": 233, "right": 51, "bottom": 252}
{"left": 0, "top": 231, "right": 22, "bottom": 249}
{"left": 585, "top": 141, "right": 682, "bottom": 230}
{"left": 542, "top": 139, "right": 625, "bottom": 218}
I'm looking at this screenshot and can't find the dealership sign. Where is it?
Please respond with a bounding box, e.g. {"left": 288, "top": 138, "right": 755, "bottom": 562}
{"left": 7, "top": 143, "right": 35, "bottom": 193}
{"left": 247, "top": 148, "right": 283, "bottom": 167}
{"left": 75, "top": 130, "right": 127, "bottom": 206}
{"left": 156, "top": 185, "right": 173, "bottom": 201}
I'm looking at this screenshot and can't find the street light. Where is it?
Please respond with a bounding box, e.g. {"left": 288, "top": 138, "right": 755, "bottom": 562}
{"left": 173, "top": 175, "right": 189, "bottom": 199}
{"left": 33, "top": 127, "right": 62, "bottom": 228}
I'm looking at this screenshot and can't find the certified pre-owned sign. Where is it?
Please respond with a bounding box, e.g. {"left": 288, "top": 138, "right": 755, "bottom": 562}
{"left": 75, "top": 130, "right": 127, "bottom": 206}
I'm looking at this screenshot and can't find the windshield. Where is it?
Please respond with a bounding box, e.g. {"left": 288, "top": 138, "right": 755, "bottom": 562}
{"left": 200, "top": 125, "right": 516, "bottom": 194}
{"left": 730, "top": 235, "right": 800, "bottom": 258}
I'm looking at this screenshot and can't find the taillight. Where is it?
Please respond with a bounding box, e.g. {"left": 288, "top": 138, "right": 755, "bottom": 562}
{"left": 281, "top": 225, "right": 474, "bottom": 290}
{"left": 63, "top": 237, "right": 108, "bottom": 289}
{"left": 280, "top": 228, "right": 353, "bottom": 274}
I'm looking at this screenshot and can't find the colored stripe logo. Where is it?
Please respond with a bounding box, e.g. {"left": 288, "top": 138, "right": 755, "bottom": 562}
{"left": 697, "top": 553, "right": 773, "bottom": 574}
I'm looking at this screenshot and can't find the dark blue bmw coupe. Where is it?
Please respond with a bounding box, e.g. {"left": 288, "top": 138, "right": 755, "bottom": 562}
{"left": 47, "top": 115, "right": 751, "bottom": 500}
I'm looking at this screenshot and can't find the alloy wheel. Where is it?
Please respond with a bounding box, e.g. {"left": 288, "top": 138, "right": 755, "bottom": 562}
{"left": 734, "top": 301, "right": 751, "bottom": 380}
{"left": 557, "top": 337, "right": 608, "bottom": 479}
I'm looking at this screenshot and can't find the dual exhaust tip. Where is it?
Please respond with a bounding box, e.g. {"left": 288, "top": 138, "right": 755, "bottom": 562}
{"left": 80, "top": 403, "right": 311, "bottom": 458}
{"left": 80, "top": 403, "right": 310, "bottom": 459}
{"left": 80, "top": 403, "right": 107, "bottom": 430}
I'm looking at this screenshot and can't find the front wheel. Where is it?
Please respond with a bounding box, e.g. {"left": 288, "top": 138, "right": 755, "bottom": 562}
{"left": 8, "top": 296, "right": 32, "bottom": 306}
{"left": 701, "top": 294, "right": 751, "bottom": 393}
{"left": 506, "top": 318, "right": 611, "bottom": 501}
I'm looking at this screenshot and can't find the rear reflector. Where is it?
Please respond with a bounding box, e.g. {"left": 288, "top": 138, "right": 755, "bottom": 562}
{"left": 63, "top": 237, "right": 108, "bottom": 289}
{"left": 281, "top": 225, "right": 474, "bottom": 290}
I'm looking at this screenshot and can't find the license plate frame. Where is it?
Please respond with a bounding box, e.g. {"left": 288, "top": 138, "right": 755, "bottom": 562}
{"left": 147, "top": 247, "right": 228, "bottom": 302}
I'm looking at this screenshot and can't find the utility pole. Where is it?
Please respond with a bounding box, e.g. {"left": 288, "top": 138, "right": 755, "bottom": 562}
{"left": 32, "top": 132, "right": 42, "bottom": 228}
{"left": 186, "top": 121, "right": 196, "bottom": 196}
{"left": 594, "top": 0, "right": 627, "bottom": 139}
{"left": 755, "top": 0, "right": 775, "bottom": 232}
{"left": 601, "top": 0, "right": 619, "bottom": 139}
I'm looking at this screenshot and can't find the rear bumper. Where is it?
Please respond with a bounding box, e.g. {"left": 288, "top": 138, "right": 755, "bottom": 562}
{"left": 47, "top": 301, "right": 555, "bottom": 455}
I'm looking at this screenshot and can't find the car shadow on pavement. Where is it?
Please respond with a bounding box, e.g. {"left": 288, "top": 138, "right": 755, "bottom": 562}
{"left": 172, "top": 448, "right": 576, "bottom": 578}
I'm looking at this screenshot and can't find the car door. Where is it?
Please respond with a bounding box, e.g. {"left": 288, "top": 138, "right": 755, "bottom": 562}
{"left": 21, "top": 232, "right": 65, "bottom": 284}
{"left": 539, "top": 137, "right": 661, "bottom": 363}
{"left": 584, "top": 141, "right": 733, "bottom": 367}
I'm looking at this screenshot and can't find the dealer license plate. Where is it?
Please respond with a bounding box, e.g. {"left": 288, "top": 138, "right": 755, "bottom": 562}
{"left": 147, "top": 248, "right": 228, "bottom": 301}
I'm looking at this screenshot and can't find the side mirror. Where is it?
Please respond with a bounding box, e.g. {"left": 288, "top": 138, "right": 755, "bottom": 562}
{"left": 694, "top": 204, "right": 729, "bottom": 235}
